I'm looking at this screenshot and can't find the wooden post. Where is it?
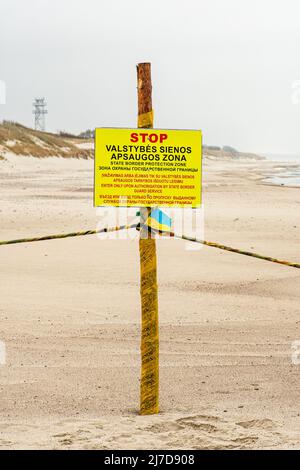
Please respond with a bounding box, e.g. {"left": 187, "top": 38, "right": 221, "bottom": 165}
{"left": 137, "top": 63, "right": 159, "bottom": 415}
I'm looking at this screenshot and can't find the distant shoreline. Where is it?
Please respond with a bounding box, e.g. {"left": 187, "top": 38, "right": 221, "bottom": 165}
{"left": 261, "top": 154, "right": 300, "bottom": 187}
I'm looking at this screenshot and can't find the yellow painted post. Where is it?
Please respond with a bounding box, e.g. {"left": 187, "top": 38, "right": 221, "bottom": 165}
{"left": 137, "top": 63, "right": 159, "bottom": 415}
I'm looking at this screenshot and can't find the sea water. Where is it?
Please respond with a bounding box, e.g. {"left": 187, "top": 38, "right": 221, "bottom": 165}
{"left": 263, "top": 154, "right": 300, "bottom": 187}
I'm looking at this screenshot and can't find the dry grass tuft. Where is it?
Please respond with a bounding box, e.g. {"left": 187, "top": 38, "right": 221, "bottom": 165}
{"left": 0, "top": 121, "right": 94, "bottom": 158}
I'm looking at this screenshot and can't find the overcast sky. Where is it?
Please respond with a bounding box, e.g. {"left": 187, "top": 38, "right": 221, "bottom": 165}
{"left": 1, "top": 0, "right": 300, "bottom": 154}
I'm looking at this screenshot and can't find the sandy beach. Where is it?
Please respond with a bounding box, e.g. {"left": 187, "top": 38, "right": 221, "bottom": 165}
{"left": 0, "top": 153, "right": 300, "bottom": 449}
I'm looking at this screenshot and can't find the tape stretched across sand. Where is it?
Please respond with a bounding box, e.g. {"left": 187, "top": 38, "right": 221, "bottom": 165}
{"left": 0, "top": 223, "right": 299, "bottom": 270}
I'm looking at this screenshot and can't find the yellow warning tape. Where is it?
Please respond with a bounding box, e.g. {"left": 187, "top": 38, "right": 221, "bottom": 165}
{"left": 0, "top": 224, "right": 138, "bottom": 246}
{"left": 179, "top": 234, "right": 300, "bottom": 269}
{"left": 137, "top": 224, "right": 300, "bottom": 270}
{"left": 0, "top": 223, "right": 299, "bottom": 270}
{"left": 138, "top": 110, "right": 154, "bottom": 128}
{"left": 139, "top": 237, "right": 159, "bottom": 414}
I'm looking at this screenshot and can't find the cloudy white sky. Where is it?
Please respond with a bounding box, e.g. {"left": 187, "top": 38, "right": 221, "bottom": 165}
{"left": 1, "top": 0, "right": 300, "bottom": 154}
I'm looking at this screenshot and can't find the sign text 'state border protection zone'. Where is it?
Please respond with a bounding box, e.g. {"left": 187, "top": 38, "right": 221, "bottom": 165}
{"left": 94, "top": 128, "right": 202, "bottom": 208}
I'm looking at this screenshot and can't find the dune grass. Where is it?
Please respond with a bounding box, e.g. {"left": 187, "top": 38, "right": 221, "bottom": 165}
{"left": 0, "top": 121, "right": 93, "bottom": 158}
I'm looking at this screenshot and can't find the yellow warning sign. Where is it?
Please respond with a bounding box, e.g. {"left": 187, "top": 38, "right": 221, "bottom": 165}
{"left": 94, "top": 128, "right": 202, "bottom": 208}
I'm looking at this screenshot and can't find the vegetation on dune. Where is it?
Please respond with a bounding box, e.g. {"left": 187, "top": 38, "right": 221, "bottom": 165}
{"left": 203, "top": 143, "right": 264, "bottom": 160}
{"left": 78, "top": 129, "right": 95, "bottom": 139}
{"left": 0, "top": 121, "right": 94, "bottom": 158}
{"left": 0, "top": 121, "right": 263, "bottom": 161}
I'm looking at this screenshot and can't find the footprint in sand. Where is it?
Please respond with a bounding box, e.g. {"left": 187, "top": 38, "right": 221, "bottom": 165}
{"left": 180, "top": 421, "right": 217, "bottom": 433}
{"left": 236, "top": 419, "right": 275, "bottom": 430}
{"left": 0, "top": 440, "right": 13, "bottom": 447}
{"left": 53, "top": 428, "right": 93, "bottom": 447}
{"left": 145, "top": 422, "right": 184, "bottom": 433}
{"left": 176, "top": 414, "right": 222, "bottom": 433}
{"left": 177, "top": 414, "right": 223, "bottom": 424}
{"left": 59, "top": 438, "right": 74, "bottom": 445}
{"left": 53, "top": 432, "right": 76, "bottom": 446}
{"left": 233, "top": 436, "right": 259, "bottom": 445}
